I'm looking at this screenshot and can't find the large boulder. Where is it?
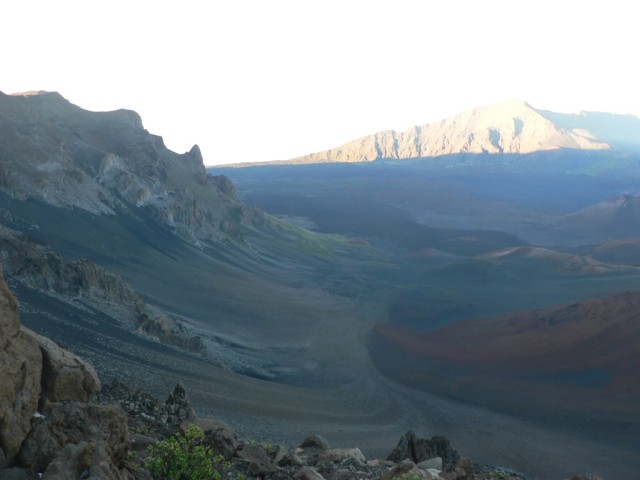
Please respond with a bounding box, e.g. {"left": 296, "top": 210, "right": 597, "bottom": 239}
{"left": 0, "top": 268, "right": 42, "bottom": 465}
{"left": 378, "top": 459, "right": 417, "bottom": 480}
{"left": 235, "top": 443, "right": 271, "bottom": 465}
{"left": 183, "top": 418, "right": 239, "bottom": 459}
{"left": 299, "top": 434, "right": 331, "bottom": 452}
{"left": 316, "top": 448, "right": 366, "bottom": 468}
{"left": 387, "top": 431, "right": 460, "bottom": 471}
{"left": 18, "top": 402, "right": 131, "bottom": 479}
{"left": 164, "top": 383, "right": 196, "bottom": 427}
{"left": 0, "top": 265, "right": 132, "bottom": 478}
{"left": 22, "top": 329, "right": 100, "bottom": 403}
{"left": 294, "top": 466, "right": 326, "bottom": 480}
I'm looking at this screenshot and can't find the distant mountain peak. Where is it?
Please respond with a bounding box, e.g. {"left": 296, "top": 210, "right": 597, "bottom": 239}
{"left": 10, "top": 90, "right": 60, "bottom": 97}
{"left": 290, "top": 101, "right": 640, "bottom": 164}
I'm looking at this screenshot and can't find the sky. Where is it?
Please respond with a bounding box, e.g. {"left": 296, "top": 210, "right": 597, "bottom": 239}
{"left": 2, "top": 0, "right": 638, "bottom": 165}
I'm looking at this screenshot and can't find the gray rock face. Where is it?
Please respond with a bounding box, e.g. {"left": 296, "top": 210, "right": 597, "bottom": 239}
{"left": 23, "top": 329, "right": 100, "bottom": 403}
{"left": 97, "top": 379, "right": 199, "bottom": 440}
{"left": 299, "top": 434, "right": 331, "bottom": 452}
{"left": 387, "top": 431, "right": 459, "bottom": 471}
{"left": 293, "top": 466, "right": 326, "bottom": 480}
{"left": 185, "top": 418, "right": 239, "bottom": 459}
{"left": 0, "top": 226, "right": 203, "bottom": 354}
{"left": 0, "top": 226, "right": 145, "bottom": 328}
{"left": 236, "top": 443, "right": 271, "bottom": 465}
{"left": 276, "top": 448, "right": 306, "bottom": 467}
{"left": 417, "top": 456, "right": 443, "bottom": 470}
{"left": 19, "top": 402, "right": 130, "bottom": 477}
{"left": 0, "top": 266, "right": 133, "bottom": 478}
{"left": 317, "top": 448, "right": 366, "bottom": 467}
{"left": 377, "top": 459, "right": 416, "bottom": 480}
{"left": 164, "top": 383, "right": 196, "bottom": 426}
{"left": 0, "top": 91, "right": 258, "bottom": 246}
{"left": 0, "top": 267, "right": 43, "bottom": 464}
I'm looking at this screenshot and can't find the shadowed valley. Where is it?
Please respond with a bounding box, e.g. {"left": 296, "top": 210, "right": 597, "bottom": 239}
{"left": 2, "top": 92, "right": 640, "bottom": 479}
{"left": 214, "top": 101, "right": 640, "bottom": 478}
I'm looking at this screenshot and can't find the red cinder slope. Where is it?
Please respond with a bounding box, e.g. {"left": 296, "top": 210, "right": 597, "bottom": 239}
{"left": 375, "top": 291, "right": 640, "bottom": 391}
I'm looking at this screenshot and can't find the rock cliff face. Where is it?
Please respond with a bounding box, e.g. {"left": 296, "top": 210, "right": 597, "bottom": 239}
{"left": 0, "top": 270, "right": 42, "bottom": 466}
{"left": 292, "top": 100, "right": 640, "bottom": 163}
{"left": 0, "top": 91, "right": 258, "bottom": 245}
{"left": 0, "top": 225, "right": 144, "bottom": 327}
{"left": 0, "top": 265, "right": 133, "bottom": 478}
{"left": 0, "top": 225, "right": 205, "bottom": 352}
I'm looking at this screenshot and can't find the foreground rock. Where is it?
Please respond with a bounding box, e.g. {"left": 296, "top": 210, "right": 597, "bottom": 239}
{"left": 19, "top": 402, "right": 130, "bottom": 479}
{"left": 23, "top": 329, "right": 100, "bottom": 403}
{"left": 0, "top": 91, "right": 262, "bottom": 245}
{"left": 0, "top": 268, "right": 41, "bottom": 466}
{"left": 0, "top": 265, "right": 132, "bottom": 478}
{"left": 97, "top": 379, "right": 196, "bottom": 436}
{"left": 387, "top": 430, "right": 460, "bottom": 471}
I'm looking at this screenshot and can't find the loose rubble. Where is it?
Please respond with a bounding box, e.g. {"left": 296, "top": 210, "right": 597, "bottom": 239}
{"left": 94, "top": 377, "right": 530, "bottom": 480}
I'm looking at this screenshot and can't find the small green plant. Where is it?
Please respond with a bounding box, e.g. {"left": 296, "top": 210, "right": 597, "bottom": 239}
{"left": 396, "top": 474, "right": 423, "bottom": 480}
{"left": 131, "top": 423, "right": 151, "bottom": 436}
{"left": 125, "top": 449, "right": 139, "bottom": 470}
{"left": 146, "top": 424, "right": 228, "bottom": 480}
{"left": 262, "top": 441, "right": 274, "bottom": 455}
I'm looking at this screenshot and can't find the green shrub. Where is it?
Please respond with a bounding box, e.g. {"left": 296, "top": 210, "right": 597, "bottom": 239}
{"left": 146, "top": 424, "right": 227, "bottom": 480}
{"left": 396, "top": 474, "right": 423, "bottom": 480}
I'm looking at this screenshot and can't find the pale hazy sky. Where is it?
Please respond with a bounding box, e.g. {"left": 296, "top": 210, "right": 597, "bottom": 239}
{"left": 2, "top": 0, "right": 638, "bottom": 165}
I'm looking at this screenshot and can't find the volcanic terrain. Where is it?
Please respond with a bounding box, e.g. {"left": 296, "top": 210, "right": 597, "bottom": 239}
{"left": 2, "top": 92, "right": 640, "bottom": 478}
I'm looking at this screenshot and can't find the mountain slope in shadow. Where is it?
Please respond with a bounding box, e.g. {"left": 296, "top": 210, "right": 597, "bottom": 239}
{"left": 371, "top": 290, "right": 640, "bottom": 459}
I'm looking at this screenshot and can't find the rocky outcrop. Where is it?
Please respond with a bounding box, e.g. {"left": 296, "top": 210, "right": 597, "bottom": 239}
{"left": 0, "top": 266, "right": 132, "bottom": 477}
{"left": 97, "top": 379, "right": 196, "bottom": 434}
{"left": 0, "top": 226, "right": 204, "bottom": 353}
{"left": 387, "top": 430, "right": 460, "bottom": 471}
{"left": 299, "top": 434, "right": 331, "bottom": 452}
{"left": 18, "top": 402, "right": 131, "bottom": 479}
{"left": 290, "top": 100, "right": 639, "bottom": 164}
{"left": 0, "top": 271, "right": 42, "bottom": 466}
{"left": 22, "top": 330, "right": 100, "bottom": 403}
{"left": 0, "top": 91, "right": 259, "bottom": 245}
{"left": 137, "top": 313, "right": 205, "bottom": 351}
{"left": 165, "top": 383, "right": 197, "bottom": 425}
{"left": 186, "top": 418, "right": 239, "bottom": 459}
{"left": 0, "top": 226, "right": 144, "bottom": 327}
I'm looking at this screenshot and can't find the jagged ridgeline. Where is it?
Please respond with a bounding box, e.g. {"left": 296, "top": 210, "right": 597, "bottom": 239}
{"left": 0, "top": 90, "right": 375, "bottom": 384}
{"left": 0, "top": 91, "right": 269, "bottom": 246}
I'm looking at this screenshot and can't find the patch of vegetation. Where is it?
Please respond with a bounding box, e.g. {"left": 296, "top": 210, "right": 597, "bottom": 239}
{"left": 146, "top": 424, "right": 229, "bottom": 480}
{"left": 262, "top": 441, "right": 274, "bottom": 456}
{"left": 272, "top": 216, "right": 370, "bottom": 258}
{"left": 396, "top": 473, "right": 424, "bottom": 480}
